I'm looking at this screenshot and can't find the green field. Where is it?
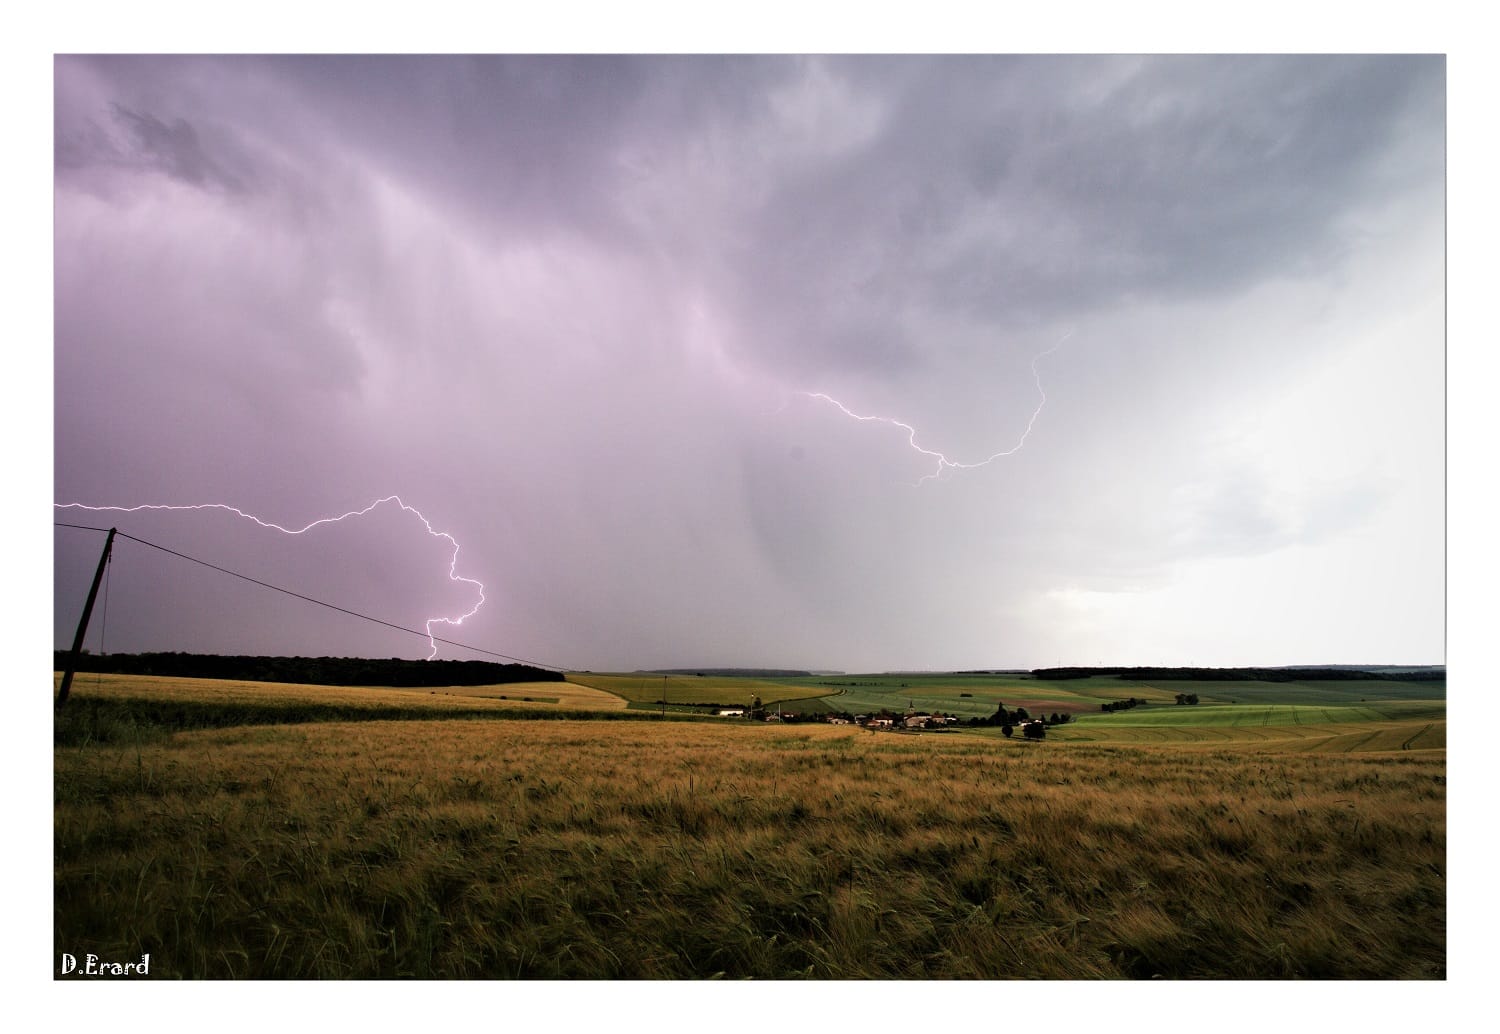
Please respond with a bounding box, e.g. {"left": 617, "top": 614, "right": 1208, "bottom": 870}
{"left": 1113, "top": 678, "right": 1447, "bottom": 706}
{"left": 1044, "top": 708, "right": 1445, "bottom": 752}
{"left": 762, "top": 672, "right": 1444, "bottom": 722}
{"left": 764, "top": 674, "right": 1168, "bottom": 717}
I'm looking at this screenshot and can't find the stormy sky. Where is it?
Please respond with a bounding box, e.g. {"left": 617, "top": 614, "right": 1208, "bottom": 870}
{"left": 52, "top": 54, "right": 1445, "bottom": 672}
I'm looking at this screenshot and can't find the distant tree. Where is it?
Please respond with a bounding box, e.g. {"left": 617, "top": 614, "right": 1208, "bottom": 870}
{"left": 1023, "top": 721, "right": 1046, "bottom": 740}
{"left": 1186, "top": 693, "right": 1199, "bottom": 705}
{"left": 1001, "top": 724, "right": 1014, "bottom": 738}
{"left": 1014, "top": 707, "right": 1030, "bottom": 721}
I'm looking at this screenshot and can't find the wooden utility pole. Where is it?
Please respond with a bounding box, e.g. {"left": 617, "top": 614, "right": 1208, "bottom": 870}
{"left": 57, "top": 527, "right": 116, "bottom": 707}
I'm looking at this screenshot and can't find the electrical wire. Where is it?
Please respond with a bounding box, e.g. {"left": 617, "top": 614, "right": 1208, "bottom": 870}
{"left": 54, "top": 521, "right": 566, "bottom": 671}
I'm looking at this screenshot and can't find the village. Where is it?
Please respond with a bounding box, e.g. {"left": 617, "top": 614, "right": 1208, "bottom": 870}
{"left": 716, "top": 697, "right": 1077, "bottom": 739}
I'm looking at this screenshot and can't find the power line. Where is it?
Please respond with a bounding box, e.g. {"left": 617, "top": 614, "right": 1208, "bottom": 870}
{"left": 53, "top": 521, "right": 566, "bottom": 671}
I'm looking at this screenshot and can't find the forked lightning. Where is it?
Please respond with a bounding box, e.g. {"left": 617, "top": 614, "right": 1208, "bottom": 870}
{"left": 53, "top": 496, "right": 483, "bottom": 658}
{"left": 800, "top": 332, "right": 1070, "bottom": 484}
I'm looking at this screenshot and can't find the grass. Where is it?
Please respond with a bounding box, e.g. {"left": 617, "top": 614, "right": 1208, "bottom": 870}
{"left": 54, "top": 675, "right": 1445, "bottom": 979}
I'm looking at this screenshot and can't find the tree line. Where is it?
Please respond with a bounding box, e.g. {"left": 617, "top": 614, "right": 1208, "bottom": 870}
{"left": 55, "top": 651, "right": 563, "bottom": 688}
{"left": 1031, "top": 666, "right": 1444, "bottom": 682}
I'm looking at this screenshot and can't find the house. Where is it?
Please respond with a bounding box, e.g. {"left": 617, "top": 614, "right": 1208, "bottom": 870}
{"left": 717, "top": 709, "right": 744, "bottom": 717}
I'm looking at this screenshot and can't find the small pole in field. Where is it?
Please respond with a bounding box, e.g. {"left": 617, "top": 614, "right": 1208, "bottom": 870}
{"left": 57, "top": 527, "right": 117, "bottom": 707}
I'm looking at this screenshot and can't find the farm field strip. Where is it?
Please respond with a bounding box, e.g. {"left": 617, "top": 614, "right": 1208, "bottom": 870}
{"left": 1121, "top": 679, "right": 1447, "bottom": 706}
{"left": 1049, "top": 703, "right": 1424, "bottom": 728}
{"left": 1046, "top": 718, "right": 1445, "bottom": 752}
{"left": 800, "top": 675, "right": 1185, "bottom": 708}
{"left": 53, "top": 672, "right": 629, "bottom": 713}
{"left": 783, "top": 674, "right": 1444, "bottom": 722}
{"left": 564, "top": 673, "right": 820, "bottom": 708}
{"left": 441, "top": 683, "right": 626, "bottom": 709}
{"left": 815, "top": 687, "right": 1010, "bottom": 718}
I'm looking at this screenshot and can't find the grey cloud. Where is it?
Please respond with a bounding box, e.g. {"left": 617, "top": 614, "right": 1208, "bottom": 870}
{"left": 65, "top": 56, "right": 1440, "bottom": 379}
{"left": 55, "top": 66, "right": 257, "bottom": 197}
{"left": 244, "top": 54, "right": 784, "bottom": 244}
{"left": 721, "top": 56, "right": 1443, "bottom": 381}
{"left": 108, "top": 104, "right": 249, "bottom": 192}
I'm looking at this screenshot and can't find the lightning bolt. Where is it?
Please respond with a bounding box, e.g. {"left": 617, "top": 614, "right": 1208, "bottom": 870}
{"left": 800, "top": 332, "right": 1070, "bottom": 484}
{"left": 52, "top": 495, "right": 484, "bottom": 659}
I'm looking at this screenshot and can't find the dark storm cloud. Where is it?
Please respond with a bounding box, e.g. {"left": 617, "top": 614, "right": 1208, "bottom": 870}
{"left": 60, "top": 55, "right": 1440, "bottom": 373}
{"left": 57, "top": 64, "right": 258, "bottom": 195}
{"left": 109, "top": 105, "right": 249, "bottom": 192}
{"left": 244, "top": 54, "right": 785, "bottom": 242}
{"left": 720, "top": 55, "right": 1443, "bottom": 378}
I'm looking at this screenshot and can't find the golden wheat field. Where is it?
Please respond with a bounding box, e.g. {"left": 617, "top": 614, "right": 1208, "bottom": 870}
{"left": 55, "top": 671, "right": 628, "bottom": 713}
{"left": 54, "top": 688, "right": 1445, "bottom": 979}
